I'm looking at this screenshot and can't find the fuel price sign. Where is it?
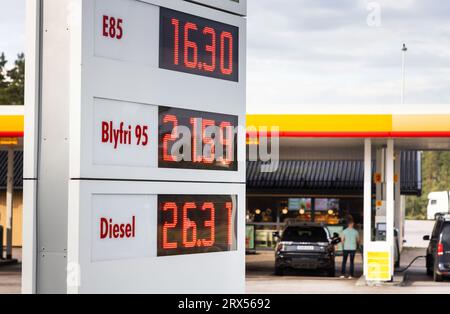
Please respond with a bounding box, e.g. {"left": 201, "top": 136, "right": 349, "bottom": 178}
{"left": 159, "top": 106, "right": 238, "bottom": 171}
{"left": 28, "top": 0, "right": 246, "bottom": 294}
{"left": 159, "top": 7, "right": 239, "bottom": 81}
{"left": 158, "top": 195, "right": 238, "bottom": 257}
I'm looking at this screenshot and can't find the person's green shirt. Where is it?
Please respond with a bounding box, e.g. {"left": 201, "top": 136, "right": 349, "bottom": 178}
{"left": 341, "top": 228, "right": 359, "bottom": 251}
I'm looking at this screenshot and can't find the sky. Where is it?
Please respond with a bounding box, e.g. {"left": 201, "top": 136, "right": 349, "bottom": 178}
{"left": 247, "top": 0, "right": 450, "bottom": 112}
{"left": 2, "top": 0, "right": 450, "bottom": 113}
{"left": 0, "top": 0, "right": 25, "bottom": 67}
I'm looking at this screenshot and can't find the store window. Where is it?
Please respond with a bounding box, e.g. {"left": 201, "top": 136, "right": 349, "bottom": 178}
{"left": 247, "top": 197, "right": 285, "bottom": 249}
{"left": 246, "top": 196, "right": 363, "bottom": 250}
{"left": 314, "top": 198, "right": 340, "bottom": 225}
{"left": 281, "top": 198, "right": 312, "bottom": 223}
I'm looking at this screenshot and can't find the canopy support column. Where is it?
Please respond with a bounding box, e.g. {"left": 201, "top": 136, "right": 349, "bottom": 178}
{"left": 386, "top": 140, "right": 395, "bottom": 274}
{"left": 365, "top": 139, "right": 395, "bottom": 282}
{"left": 5, "top": 148, "right": 14, "bottom": 260}
{"left": 394, "top": 152, "right": 403, "bottom": 251}
{"left": 363, "top": 139, "right": 372, "bottom": 277}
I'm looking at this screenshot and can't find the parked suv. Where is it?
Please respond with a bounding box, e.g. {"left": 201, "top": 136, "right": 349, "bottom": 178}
{"left": 273, "top": 222, "right": 341, "bottom": 277}
{"left": 424, "top": 214, "right": 450, "bottom": 282}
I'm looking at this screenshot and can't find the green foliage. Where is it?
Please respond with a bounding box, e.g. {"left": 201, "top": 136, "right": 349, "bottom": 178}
{"left": 0, "top": 53, "right": 8, "bottom": 89}
{"left": 0, "top": 52, "right": 25, "bottom": 105}
{"left": 406, "top": 151, "right": 450, "bottom": 220}
{"left": 0, "top": 52, "right": 10, "bottom": 104}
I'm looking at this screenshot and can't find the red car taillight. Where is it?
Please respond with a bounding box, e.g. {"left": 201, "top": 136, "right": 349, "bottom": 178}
{"left": 438, "top": 242, "right": 444, "bottom": 256}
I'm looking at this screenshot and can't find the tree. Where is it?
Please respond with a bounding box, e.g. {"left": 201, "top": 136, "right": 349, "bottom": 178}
{"left": 0, "top": 52, "right": 25, "bottom": 105}
{"left": 0, "top": 53, "right": 8, "bottom": 88}
{"left": 5, "top": 53, "right": 25, "bottom": 105}
{"left": 0, "top": 53, "right": 9, "bottom": 104}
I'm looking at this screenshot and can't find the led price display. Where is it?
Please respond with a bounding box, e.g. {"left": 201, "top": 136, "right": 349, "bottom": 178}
{"left": 158, "top": 195, "right": 238, "bottom": 257}
{"left": 159, "top": 7, "right": 239, "bottom": 81}
{"left": 159, "top": 106, "right": 238, "bottom": 171}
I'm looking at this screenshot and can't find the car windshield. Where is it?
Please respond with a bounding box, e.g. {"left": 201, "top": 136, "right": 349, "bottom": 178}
{"left": 282, "top": 226, "right": 328, "bottom": 242}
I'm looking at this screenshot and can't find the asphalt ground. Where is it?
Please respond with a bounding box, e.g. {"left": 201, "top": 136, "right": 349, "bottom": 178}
{"left": 246, "top": 247, "right": 450, "bottom": 294}
{"left": 1, "top": 221, "right": 449, "bottom": 294}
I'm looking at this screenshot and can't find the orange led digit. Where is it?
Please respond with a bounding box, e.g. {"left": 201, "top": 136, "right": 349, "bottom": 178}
{"left": 171, "top": 18, "right": 180, "bottom": 65}
{"left": 184, "top": 22, "right": 198, "bottom": 69}
{"left": 201, "top": 202, "right": 216, "bottom": 247}
{"left": 162, "top": 114, "right": 178, "bottom": 162}
{"left": 219, "top": 121, "right": 233, "bottom": 166}
{"left": 162, "top": 202, "right": 178, "bottom": 250}
{"left": 190, "top": 117, "right": 202, "bottom": 163}
{"left": 202, "top": 119, "right": 216, "bottom": 164}
{"left": 182, "top": 202, "right": 198, "bottom": 248}
{"left": 220, "top": 32, "right": 233, "bottom": 76}
{"left": 158, "top": 195, "right": 237, "bottom": 257}
{"left": 203, "top": 27, "right": 216, "bottom": 72}
{"left": 226, "top": 202, "right": 233, "bottom": 246}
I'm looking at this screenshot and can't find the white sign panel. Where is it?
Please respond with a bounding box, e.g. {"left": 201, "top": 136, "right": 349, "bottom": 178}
{"left": 91, "top": 194, "right": 155, "bottom": 262}
{"left": 73, "top": 0, "right": 247, "bottom": 183}
{"left": 93, "top": 98, "right": 158, "bottom": 167}
{"left": 186, "top": 0, "right": 247, "bottom": 16}
{"left": 94, "top": 0, "right": 158, "bottom": 64}
{"left": 68, "top": 180, "right": 246, "bottom": 294}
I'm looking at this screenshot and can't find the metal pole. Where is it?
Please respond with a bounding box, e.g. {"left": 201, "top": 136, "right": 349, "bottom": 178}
{"left": 401, "top": 44, "right": 408, "bottom": 105}
{"left": 5, "top": 148, "right": 14, "bottom": 260}
{"left": 363, "top": 139, "right": 372, "bottom": 277}
{"left": 386, "top": 139, "right": 395, "bottom": 276}
{"left": 394, "top": 153, "right": 402, "bottom": 249}
{"left": 22, "top": 0, "right": 42, "bottom": 294}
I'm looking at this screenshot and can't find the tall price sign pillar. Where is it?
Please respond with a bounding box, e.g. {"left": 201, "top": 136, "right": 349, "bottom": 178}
{"left": 24, "top": 0, "right": 246, "bottom": 294}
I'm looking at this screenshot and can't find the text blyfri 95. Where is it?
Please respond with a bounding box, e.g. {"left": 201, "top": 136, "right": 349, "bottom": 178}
{"left": 102, "top": 121, "right": 149, "bottom": 149}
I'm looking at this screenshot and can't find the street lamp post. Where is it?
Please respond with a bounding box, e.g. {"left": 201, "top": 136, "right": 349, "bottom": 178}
{"left": 401, "top": 43, "right": 408, "bottom": 105}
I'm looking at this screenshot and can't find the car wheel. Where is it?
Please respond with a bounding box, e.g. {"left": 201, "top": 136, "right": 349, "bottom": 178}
{"left": 274, "top": 267, "right": 284, "bottom": 276}
{"left": 426, "top": 255, "right": 433, "bottom": 276}
{"left": 434, "top": 262, "right": 444, "bottom": 282}
{"left": 327, "top": 267, "right": 335, "bottom": 278}
{"left": 434, "top": 270, "right": 443, "bottom": 282}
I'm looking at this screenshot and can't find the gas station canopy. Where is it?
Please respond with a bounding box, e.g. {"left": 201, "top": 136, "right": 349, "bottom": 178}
{"left": 247, "top": 113, "right": 450, "bottom": 151}
{"left": 0, "top": 106, "right": 24, "bottom": 150}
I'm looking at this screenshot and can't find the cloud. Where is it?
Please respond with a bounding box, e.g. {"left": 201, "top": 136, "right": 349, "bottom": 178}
{"left": 247, "top": 0, "right": 450, "bottom": 111}
{"left": 1, "top": 0, "right": 450, "bottom": 111}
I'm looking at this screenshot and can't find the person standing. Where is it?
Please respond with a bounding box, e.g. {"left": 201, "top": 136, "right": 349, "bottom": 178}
{"left": 340, "top": 219, "right": 360, "bottom": 279}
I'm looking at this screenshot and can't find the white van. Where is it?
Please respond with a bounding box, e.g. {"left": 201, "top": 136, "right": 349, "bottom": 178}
{"left": 427, "top": 191, "right": 450, "bottom": 220}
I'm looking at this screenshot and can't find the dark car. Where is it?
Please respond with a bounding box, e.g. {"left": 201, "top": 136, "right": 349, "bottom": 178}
{"left": 273, "top": 223, "right": 341, "bottom": 277}
{"left": 424, "top": 214, "right": 450, "bottom": 282}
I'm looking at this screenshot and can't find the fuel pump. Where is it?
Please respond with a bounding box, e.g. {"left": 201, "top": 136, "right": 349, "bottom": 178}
{"left": 375, "top": 201, "right": 387, "bottom": 241}
{"left": 376, "top": 223, "right": 387, "bottom": 241}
